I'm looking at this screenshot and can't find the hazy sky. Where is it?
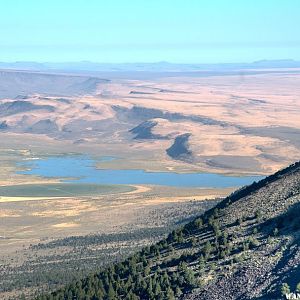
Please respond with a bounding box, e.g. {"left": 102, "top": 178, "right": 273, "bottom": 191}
{"left": 0, "top": 0, "right": 299, "bottom": 63}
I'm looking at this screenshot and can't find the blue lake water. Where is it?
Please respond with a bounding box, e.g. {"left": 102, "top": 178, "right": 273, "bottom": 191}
{"left": 18, "top": 156, "right": 263, "bottom": 188}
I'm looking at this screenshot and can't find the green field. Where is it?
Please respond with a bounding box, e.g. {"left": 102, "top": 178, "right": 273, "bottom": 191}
{"left": 0, "top": 183, "right": 135, "bottom": 197}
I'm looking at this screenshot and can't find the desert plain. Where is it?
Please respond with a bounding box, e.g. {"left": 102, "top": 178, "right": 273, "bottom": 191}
{"left": 1, "top": 67, "right": 300, "bottom": 298}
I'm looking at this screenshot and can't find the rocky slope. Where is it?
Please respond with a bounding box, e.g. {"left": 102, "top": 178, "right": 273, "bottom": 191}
{"left": 184, "top": 162, "right": 300, "bottom": 300}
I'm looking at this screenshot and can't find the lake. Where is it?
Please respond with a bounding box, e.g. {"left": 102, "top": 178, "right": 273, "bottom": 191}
{"left": 18, "top": 155, "right": 263, "bottom": 188}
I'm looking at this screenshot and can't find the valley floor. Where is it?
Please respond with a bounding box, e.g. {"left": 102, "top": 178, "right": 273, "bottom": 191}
{"left": 1, "top": 68, "right": 300, "bottom": 299}
{"left": 0, "top": 183, "right": 229, "bottom": 299}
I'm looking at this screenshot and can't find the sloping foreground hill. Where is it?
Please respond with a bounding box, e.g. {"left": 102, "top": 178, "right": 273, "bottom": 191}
{"left": 37, "top": 162, "right": 300, "bottom": 300}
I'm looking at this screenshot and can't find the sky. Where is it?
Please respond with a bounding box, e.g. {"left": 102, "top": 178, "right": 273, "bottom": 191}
{"left": 0, "top": 0, "right": 299, "bottom": 63}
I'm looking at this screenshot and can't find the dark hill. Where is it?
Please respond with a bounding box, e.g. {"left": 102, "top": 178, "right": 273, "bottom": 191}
{"left": 0, "top": 100, "right": 55, "bottom": 117}
{"left": 26, "top": 119, "right": 59, "bottom": 134}
{"left": 166, "top": 133, "right": 193, "bottom": 162}
{"left": 37, "top": 162, "right": 300, "bottom": 300}
{"left": 129, "top": 120, "right": 167, "bottom": 140}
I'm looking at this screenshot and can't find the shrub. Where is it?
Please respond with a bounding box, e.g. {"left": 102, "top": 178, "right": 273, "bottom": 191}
{"left": 281, "top": 282, "right": 290, "bottom": 297}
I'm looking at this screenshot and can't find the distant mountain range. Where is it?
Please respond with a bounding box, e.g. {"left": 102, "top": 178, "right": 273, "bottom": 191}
{"left": 1, "top": 59, "right": 300, "bottom": 73}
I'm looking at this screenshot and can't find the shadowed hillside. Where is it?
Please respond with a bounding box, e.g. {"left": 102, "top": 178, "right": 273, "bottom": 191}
{"left": 166, "top": 133, "right": 193, "bottom": 162}
{"left": 0, "top": 70, "right": 107, "bottom": 98}
{"left": 36, "top": 161, "right": 300, "bottom": 300}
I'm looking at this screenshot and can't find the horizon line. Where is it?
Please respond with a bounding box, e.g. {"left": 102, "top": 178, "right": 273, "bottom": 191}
{"left": 0, "top": 58, "right": 299, "bottom": 65}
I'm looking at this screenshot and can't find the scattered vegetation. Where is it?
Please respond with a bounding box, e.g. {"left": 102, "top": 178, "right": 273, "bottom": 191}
{"left": 33, "top": 161, "right": 300, "bottom": 300}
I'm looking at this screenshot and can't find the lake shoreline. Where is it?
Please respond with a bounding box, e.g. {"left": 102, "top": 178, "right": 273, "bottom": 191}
{"left": 17, "top": 155, "right": 263, "bottom": 188}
